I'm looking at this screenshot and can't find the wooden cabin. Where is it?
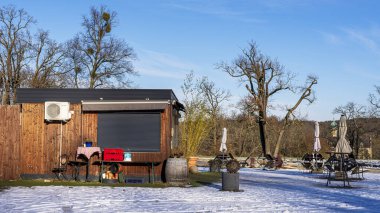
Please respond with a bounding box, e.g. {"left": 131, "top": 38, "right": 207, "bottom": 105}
{"left": 0, "top": 88, "right": 183, "bottom": 182}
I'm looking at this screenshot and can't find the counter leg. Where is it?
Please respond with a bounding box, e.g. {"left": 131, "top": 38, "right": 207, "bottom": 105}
{"left": 152, "top": 163, "right": 154, "bottom": 183}
{"left": 85, "top": 161, "right": 89, "bottom": 181}
{"left": 100, "top": 162, "right": 103, "bottom": 183}
{"left": 75, "top": 165, "right": 79, "bottom": 181}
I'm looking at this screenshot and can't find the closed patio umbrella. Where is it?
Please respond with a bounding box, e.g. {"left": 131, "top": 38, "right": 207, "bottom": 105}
{"left": 219, "top": 128, "right": 227, "bottom": 153}
{"left": 313, "top": 121, "right": 321, "bottom": 152}
{"left": 335, "top": 115, "right": 352, "bottom": 153}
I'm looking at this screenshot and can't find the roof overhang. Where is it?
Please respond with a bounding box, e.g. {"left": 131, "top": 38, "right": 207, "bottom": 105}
{"left": 81, "top": 100, "right": 171, "bottom": 111}
{"left": 172, "top": 100, "right": 185, "bottom": 112}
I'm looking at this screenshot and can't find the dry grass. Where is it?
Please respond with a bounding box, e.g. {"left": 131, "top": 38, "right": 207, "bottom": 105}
{"left": 0, "top": 172, "right": 221, "bottom": 188}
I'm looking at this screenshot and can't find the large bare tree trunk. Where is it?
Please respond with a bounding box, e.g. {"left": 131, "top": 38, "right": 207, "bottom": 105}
{"left": 218, "top": 42, "right": 303, "bottom": 158}
{"left": 273, "top": 129, "right": 285, "bottom": 158}
{"left": 2, "top": 54, "right": 12, "bottom": 105}
{"left": 213, "top": 120, "right": 218, "bottom": 153}
{"left": 2, "top": 87, "right": 9, "bottom": 105}
{"left": 258, "top": 118, "right": 267, "bottom": 156}
{"left": 273, "top": 77, "right": 317, "bottom": 158}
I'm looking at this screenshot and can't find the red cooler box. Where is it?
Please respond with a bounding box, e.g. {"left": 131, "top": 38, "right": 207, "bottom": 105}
{"left": 103, "top": 148, "right": 124, "bottom": 161}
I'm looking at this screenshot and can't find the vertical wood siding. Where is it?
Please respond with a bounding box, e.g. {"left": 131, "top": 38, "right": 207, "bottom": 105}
{"left": 0, "top": 105, "right": 21, "bottom": 180}
{"left": 19, "top": 104, "right": 99, "bottom": 178}
{"left": 20, "top": 104, "right": 85, "bottom": 176}
{"left": 0, "top": 103, "right": 172, "bottom": 181}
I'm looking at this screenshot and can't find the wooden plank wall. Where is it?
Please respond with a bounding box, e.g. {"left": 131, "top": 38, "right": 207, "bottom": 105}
{"left": 0, "top": 105, "right": 21, "bottom": 180}
{"left": 1, "top": 103, "right": 172, "bottom": 181}
{"left": 20, "top": 104, "right": 98, "bottom": 178}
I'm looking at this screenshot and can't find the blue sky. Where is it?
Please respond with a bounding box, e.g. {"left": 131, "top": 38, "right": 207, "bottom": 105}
{"left": 2, "top": 0, "right": 380, "bottom": 121}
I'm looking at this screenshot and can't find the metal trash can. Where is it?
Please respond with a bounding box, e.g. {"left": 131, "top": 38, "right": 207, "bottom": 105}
{"left": 222, "top": 172, "right": 240, "bottom": 191}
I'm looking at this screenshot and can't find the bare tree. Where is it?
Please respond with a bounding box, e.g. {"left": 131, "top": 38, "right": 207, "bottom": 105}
{"left": 67, "top": 6, "right": 136, "bottom": 89}
{"left": 369, "top": 85, "right": 380, "bottom": 116}
{"left": 0, "top": 5, "right": 34, "bottom": 104}
{"left": 234, "top": 97, "right": 262, "bottom": 156}
{"left": 64, "top": 37, "right": 84, "bottom": 88}
{"left": 199, "top": 77, "right": 231, "bottom": 153}
{"left": 28, "top": 30, "right": 66, "bottom": 88}
{"left": 218, "top": 42, "right": 294, "bottom": 156}
{"left": 273, "top": 76, "right": 317, "bottom": 158}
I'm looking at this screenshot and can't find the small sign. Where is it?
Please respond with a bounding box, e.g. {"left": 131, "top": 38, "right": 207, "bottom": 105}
{"left": 124, "top": 152, "right": 132, "bottom": 162}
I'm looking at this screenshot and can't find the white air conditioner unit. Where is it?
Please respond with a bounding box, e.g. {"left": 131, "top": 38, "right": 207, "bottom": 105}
{"left": 44, "top": 101, "right": 71, "bottom": 122}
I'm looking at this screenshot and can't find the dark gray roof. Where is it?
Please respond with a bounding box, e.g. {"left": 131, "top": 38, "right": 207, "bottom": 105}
{"left": 16, "top": 88, "right": 179, "bottom": 103}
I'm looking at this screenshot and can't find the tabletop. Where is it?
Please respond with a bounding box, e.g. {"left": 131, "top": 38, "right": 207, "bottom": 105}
{"left": 77, "top": 147, "right": 102, "bottom": 160}
{"left": 68, "top": 160, "right": 88, "bottom": 166}
{"left": 325, "top": 151, "right": 351, "bottom": 155}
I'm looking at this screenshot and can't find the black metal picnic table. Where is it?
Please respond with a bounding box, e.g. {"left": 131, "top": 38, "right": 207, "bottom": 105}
{"left": 68, "top": 160, "right": 88, "bottom": 181}
{"left": 325, "top": 151, "right": 356, "bottom": 187}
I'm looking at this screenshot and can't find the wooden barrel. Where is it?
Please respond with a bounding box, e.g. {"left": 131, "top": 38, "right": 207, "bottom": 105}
{"left": 165, "top": 158, "right": 188, "bottom": 184}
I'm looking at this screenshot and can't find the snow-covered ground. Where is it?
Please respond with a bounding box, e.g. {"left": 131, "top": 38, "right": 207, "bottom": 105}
{"left": 1, "top": 168, "right": 380, "bottom": 212}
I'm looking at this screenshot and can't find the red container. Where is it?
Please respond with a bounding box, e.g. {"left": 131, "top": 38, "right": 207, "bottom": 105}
{"left": 103, "top": 148, "right": 124, "bottom": 161}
